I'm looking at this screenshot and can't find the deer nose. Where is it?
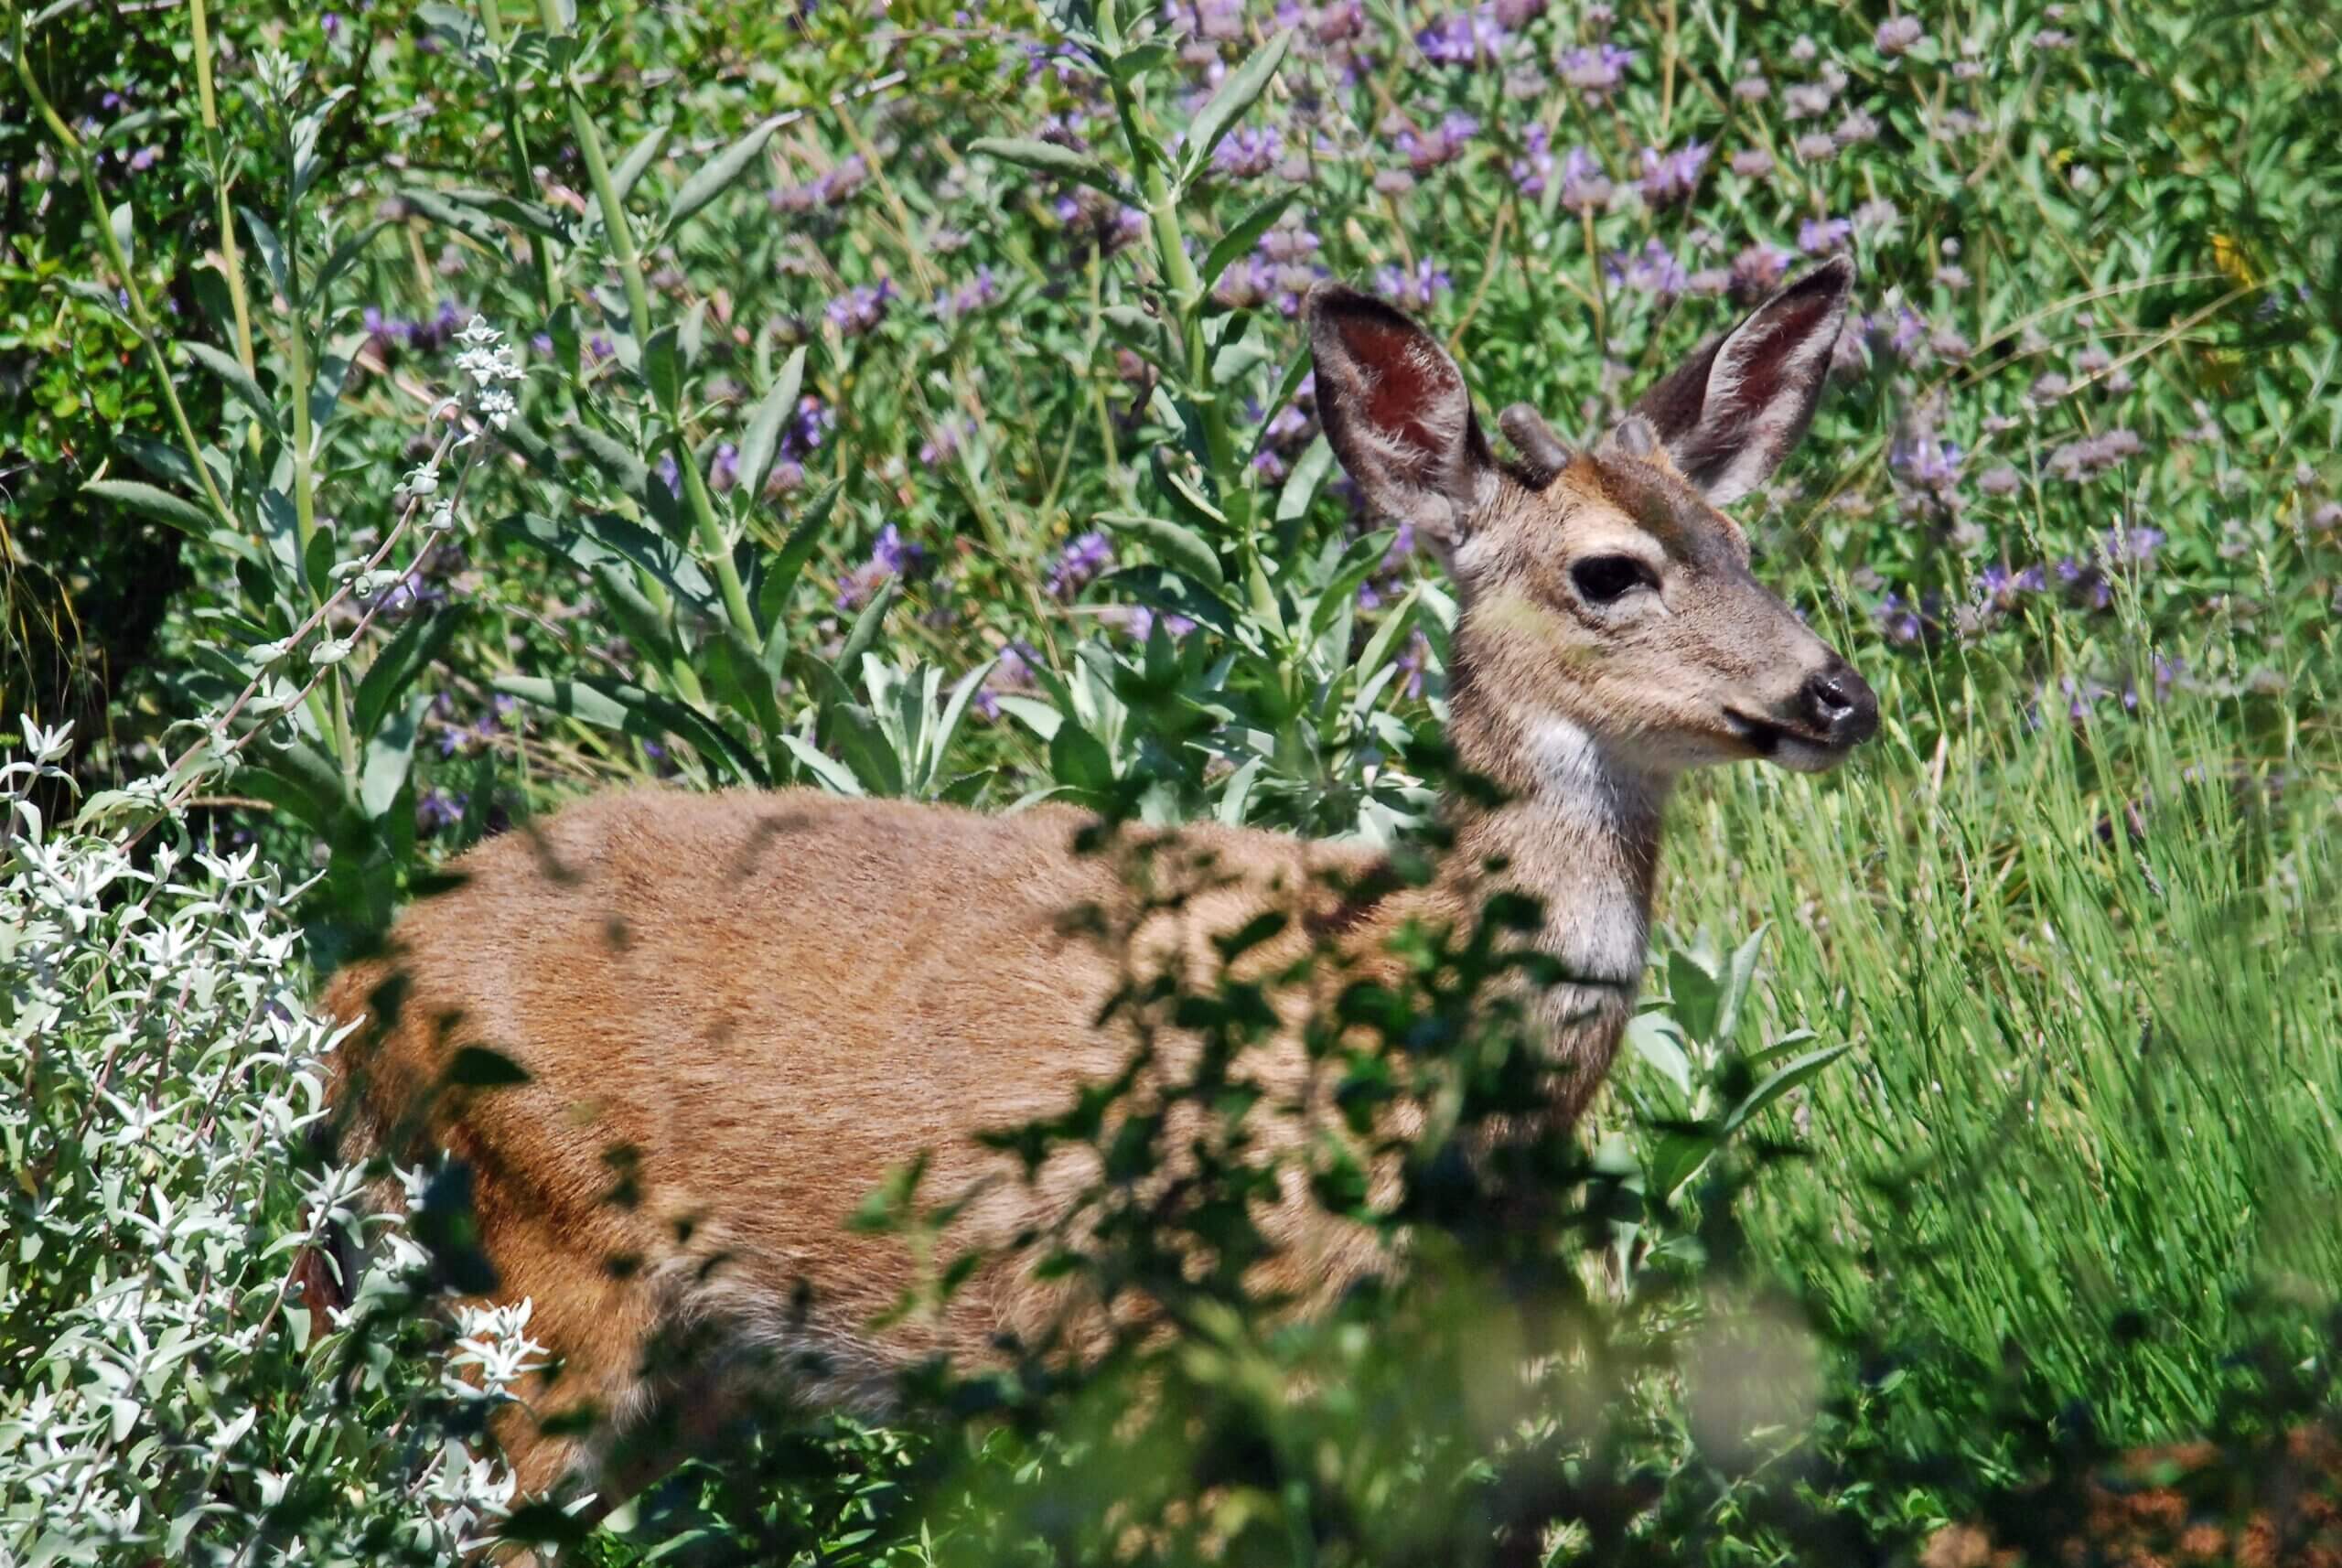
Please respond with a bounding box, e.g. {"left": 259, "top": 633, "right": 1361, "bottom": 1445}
{"left": 1800, "top": 660, "right": 1879, "bottom": 746}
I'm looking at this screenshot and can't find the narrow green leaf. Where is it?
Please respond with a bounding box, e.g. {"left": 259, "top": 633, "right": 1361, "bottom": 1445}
{"left": 1305, "top": 528, "right": 1395, "bottom": 644}
{"left": 737, "top": 346, "right": 809, "bottom": 502}
{"left": 1722, "top": 1043, "right": 1852, "bottom": 1136}
{"left": 239, "top": 208, "right": 287, "bottom": 295}
{"left": 644, "top": 324, "right": 683, "bottom": 410}
{"left": 82, "top": 478, "right": 214, "bottom": 535}
{"left": 1098, "top": 511, "right": 1225, "bottom": 588}
{"left": 360, "top": 691, "right": 430, "bottom": 822}
{"left": 1179, "top": 30, "right": 1293, "bottom": 187}
{"left": 778, "top": 734, "right": 866, "bottom": 796}
{"left": 1200, "top": 189, "right": 1296, "bottom": 292}
{"left": 610, "top": 123, "right": 671, "bottom": 206}
{"left": 494, "top": 673, "right": 768, "bottom": 784}
{"left": 184, "top": 340, "right": 277, "bottom": 432}
{"left": 398, "top": 187, "right": 505, "bottom": 248}
{"left": 665, "top": 113, "right": 790, "bottom": 231}
{"left": 970, "top": 137, "right": 1135, "bottom": 205}
{"left": 353, "top": 606, "right": 462, "bottom": 742}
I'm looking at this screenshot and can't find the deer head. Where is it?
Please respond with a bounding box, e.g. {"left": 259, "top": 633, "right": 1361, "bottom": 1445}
{"left": 1307, "top": 255, "right": 1877, "bottom": 783}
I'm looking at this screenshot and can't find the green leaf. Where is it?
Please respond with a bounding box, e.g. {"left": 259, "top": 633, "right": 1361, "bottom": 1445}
{"left": 441, "top": 188, "right": 569, "bottom": 241}
{"left": 1179, "top": 30, "right": 1293, "bottom": 187}
{"left": 1715, "top": 923, "right": 1770, "bottom": 1044}
{"left": 500, "top": 510, "right": 716, "bottom": 613}
{"left": 757, "top": 480, "right": 840, "bottom": 649}
{"left": 359, "top": 691, "right": 430, "bottom": 822}
{"left": 994, "top": 694, "right": 1061, "bottom": 739}
{"left": 665, "top": 113, "right": 790, "bottom": 231}
{"left": 1721, "top": 1043, "right": 1851, "bottom": 1136}
{"left": 736, "top": 346, "right": 808, "bottom": 501}
{"left": 494, "top": 674, "right": 768, "bottom": 784}
{"left": 1306, "top": 528, "right": 1395, "bottom": 644}
{"left": 610, "top": 123, "right": 671, "bottom": 206}
{"left": 1098, "top": 512, "right": 1225, "bottom": 588}
{"left": 82, "top": 478, "right": 214, "bottom": 535}
{"left": 315, "top": 220, "right": 389, "bottom": 296}
{"left": 183, "top": 340, "right": 277, "bottom": 432}
{"left": 1200, "top": 189, "right": 1296, "bottom": 292}
{"left": 837, "top": 580, "right": 897, "bottom": 672}
{"left": 398, "top": 187, "right": 505, "bottom": 248}
{"left": 778, "top": 733, "right": 866, "bottom": 795}
{"left": 970, "top": 137, "right": 1135, "bottom": 205}
{"left": 1275, "top": 435, "right": 1334, "bottom": 524}
{"left": 1049, "top": 722, "right": 1115, "bottom": 792}
{"left": 239, "top": 208, "right": 287, "bottom": 295}
{"left": 644, "top": 324, "right": 683, "bottom": 410}
{"left": 1667, "top": 944, "right": 1724, "bottom": 1045}
{"left": 1625, "top": 1012, "right": 1694, "bottom": 1099}
{"left": 353, "top": 606, "right": 462, "bottom": 743}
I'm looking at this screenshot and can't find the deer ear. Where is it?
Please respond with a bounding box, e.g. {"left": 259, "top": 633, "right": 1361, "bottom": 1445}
{"left": 1306, "top": 283, "right": 1495, "bottom": 543}
{"left": 1626, "top": 254, "right": 1854, "bottom": 506}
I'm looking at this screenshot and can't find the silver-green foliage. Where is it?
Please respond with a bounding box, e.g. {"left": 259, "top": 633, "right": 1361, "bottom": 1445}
{"left": 0, "top": 722, "right": 544, "bottom": 1564}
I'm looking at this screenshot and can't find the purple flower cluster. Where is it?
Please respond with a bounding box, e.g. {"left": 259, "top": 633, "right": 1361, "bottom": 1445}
{"left": 771, "top": 156, "right": 868, "bottom": 214}
{"left": 934, "top": 266, "right": 1000, "bottom": 322}
{"left": 825, "top": 279, "right": 897, "bottom": 338}
{"left": 1047, "top": 530, "right": 1114, "bottom": 599}
{"left": 836, "top": 522, "right": 929, "bottom": 611}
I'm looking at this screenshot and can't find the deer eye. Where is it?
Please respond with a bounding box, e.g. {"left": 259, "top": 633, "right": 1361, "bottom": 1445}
{"left": 1570, "top": 554, "right": 1657, "bottom": 606}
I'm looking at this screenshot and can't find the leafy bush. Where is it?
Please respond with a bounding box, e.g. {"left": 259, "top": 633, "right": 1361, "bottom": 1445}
{"left": 0, "top": 724, "right": 556, "bottom": 1563}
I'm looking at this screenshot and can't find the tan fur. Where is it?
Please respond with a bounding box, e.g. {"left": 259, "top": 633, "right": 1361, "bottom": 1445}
{"left": 317, "top": 268, "right": 1874, "bottom": 1513}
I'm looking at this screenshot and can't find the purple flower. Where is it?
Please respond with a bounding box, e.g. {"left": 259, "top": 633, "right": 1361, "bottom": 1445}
{"left": 322, "top": 10, "right": 342, "bottom": 37}
{"left": 1047, "top": 530, "right": 1114, "bottom": 599}
{"left": 1606, "top": 239, "right": 1686, "bottom": 298}
{"left": 2103, "top": 521, "right": 2164, "bottom": 564}
{"left": 1876, "top": 592, "right": 1925, "bottom": 646}
{"left": 1977, "top": 465, "right": 2023, "bottom": 497}
{"left": 1558, "top": 43, "right": 1635, "bottom": 98}
{"left": 1375, "top": 259, "right": 1453, "bottom": 311}
{"left": 934, "top": 266, "right": 1000, "bottom": 321}
{"left": 973, "top": 640, "right": 1041, "bottom": 719}
{"left": 1792, "top": 131, "right": 1840, "bottom": 163}
{"left": 1116, "top": 606, "right": 1198, "bottom": 643}
{"left": 1509, "top": 124, "right": 1554, "bottom": 196}
{"left": 825, "top": 278, "right": 896, "bottom": 338}
{"left": 1556, "top": 145, "right": 1615, "bottom": 213}
{"left": 710, "top": 442, "right": 741, "bottom": 492}
{"left": 1213, "top": 125, "right": 1283, "bottom": 178}
{"left": 836, "top": 522, "right": 926, "bottom": 610}
{"left": 1417, "top": 7, "right": 1507, "bottom": 66}
{"left": 919, "top": 415, "right": 974, "bottom": 467}
{"left": 1798, "top": 216, "right": 1853, "bottom": 254}
{"left": 415, "top": 788, "right": 466, "bottom": 836}
{"left": 1637, "top": 142, "right": 1708, "bottom": 206}
{"left": 1728, "top": 147, "right": 1775, "bottom": 180}
{"left": 1728, "top": 242, "right": 1793, "bottom": 301}
{"left": 1875, "top": 16, "right": 1924, "bottom": 54}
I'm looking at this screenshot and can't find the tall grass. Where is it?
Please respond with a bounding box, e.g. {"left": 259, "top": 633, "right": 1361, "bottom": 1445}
{"left": 1659, "top": 584, "right": 2342, "bottom": 1444}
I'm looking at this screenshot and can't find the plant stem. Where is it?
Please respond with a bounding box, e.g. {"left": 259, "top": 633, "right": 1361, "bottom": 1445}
{"left": 11, "top": 2, "right": 238, "bottom": 533}
{"left": 473, "top": 0, "right": 561, "bottom": 318}
{"left": 186, "top": 0, "right": 263, "bottom": 461}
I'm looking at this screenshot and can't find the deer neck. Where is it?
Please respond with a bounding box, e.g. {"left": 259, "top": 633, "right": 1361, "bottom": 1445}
{"left": 1435, "top": 637, "right": 1671, "bottom": 1009}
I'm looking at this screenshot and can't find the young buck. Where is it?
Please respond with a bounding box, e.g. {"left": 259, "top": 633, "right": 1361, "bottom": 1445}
{"left": 318, "top": 255, "right": 1875, "bottom": 1513}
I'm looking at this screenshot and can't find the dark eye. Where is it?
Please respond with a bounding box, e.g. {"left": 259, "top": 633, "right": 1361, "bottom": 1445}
{"left": 1570, "top": 554, "right": 1656, "bottom": 606}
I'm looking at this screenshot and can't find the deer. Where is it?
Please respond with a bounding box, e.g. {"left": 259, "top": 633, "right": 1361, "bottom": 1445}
{"left": 314, "top": 253, "right": 1876, "bottom": 1524}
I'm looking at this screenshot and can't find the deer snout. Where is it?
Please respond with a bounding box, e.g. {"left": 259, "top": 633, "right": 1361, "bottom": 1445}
{"left": 1799, "top": 658, "right": 1879, "bottom": 749}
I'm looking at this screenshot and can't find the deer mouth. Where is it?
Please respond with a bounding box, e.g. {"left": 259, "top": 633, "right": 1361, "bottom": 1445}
{"left": 1722, "top": 707, "right": 1839, "bottom": 762}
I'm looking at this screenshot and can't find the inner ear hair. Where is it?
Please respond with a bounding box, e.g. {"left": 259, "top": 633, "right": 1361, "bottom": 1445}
{"left": 1497, "top": 403, "right": 1571, "bottom": 489}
